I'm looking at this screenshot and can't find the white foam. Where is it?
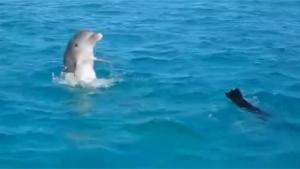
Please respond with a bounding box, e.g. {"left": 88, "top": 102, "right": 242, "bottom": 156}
{"left": 52, "top": 72, "right": 119, "bottom": 89}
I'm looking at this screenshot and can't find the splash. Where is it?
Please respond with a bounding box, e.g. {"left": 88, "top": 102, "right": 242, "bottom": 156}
{"left": 52, "top": 72, "right": 120, "bottom": 89}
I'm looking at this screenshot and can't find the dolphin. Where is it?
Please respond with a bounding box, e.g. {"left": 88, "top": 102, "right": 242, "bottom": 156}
{"left": 63, "top": 30, "right": 110, "bottom": 83}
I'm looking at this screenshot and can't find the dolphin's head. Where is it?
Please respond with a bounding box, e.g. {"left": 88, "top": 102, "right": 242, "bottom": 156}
{"left": 63, "top": 30, "right": 103, "bottom": 72}
{"left": 69, "top": 30, "right": 103, "bottom": 55}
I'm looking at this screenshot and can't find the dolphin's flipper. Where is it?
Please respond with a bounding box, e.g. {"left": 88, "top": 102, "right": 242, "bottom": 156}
{"left": 225, "top": 88, "right": 270, "bottom": 120}
{"left": 94, "top": 57, "right": 114, "bottom": 77}
{"left": 93, "top": 57, "right": 111, "bottom": 63}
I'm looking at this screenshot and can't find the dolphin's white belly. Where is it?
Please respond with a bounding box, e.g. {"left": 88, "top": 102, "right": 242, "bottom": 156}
{"left": 75, "top": 59, "right": 96, "bottom": 83}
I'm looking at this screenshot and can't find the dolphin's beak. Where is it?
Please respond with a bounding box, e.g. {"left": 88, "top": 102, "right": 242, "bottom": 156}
{"left": 93, "top": 33, "right": 103, "bottom": 41}
{"left": 89, "top": 32, "right": 103, "bottom": 45}
{"left": 95, "top": 33, "right": 103, "bottom": 41}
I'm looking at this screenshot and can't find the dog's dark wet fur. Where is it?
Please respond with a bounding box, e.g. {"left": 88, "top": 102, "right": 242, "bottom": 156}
{"left": 226, "top": 88, "right": 270, "bottom": 120}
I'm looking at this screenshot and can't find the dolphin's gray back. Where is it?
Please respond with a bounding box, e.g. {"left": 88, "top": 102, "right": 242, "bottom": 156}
{"left": 63, "top": 41, "right": 76, "bottom": 73}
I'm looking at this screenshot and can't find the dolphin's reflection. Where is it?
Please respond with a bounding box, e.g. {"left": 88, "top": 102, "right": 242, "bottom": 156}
{"left": 64, "top": 90, "right": 99, "bottom": 146}
{"left": 67, "top": 90, "right": 98, "bottom": 115}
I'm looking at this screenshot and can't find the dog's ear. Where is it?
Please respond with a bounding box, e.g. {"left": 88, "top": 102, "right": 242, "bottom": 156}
{"left": 232, "top": 88, "right": 243, "bottom": 98}
{"left": 225, "top": 88, "right": 243, "bottom": 100}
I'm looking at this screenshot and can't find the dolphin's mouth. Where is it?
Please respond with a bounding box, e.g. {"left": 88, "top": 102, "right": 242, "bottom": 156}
{"left": 89, "top": 32, "right": 103, "bottom": 44}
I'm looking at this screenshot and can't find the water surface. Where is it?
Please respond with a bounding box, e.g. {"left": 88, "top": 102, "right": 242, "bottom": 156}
{"left": 0, "top": 0, "right": 300, "bottom": 168}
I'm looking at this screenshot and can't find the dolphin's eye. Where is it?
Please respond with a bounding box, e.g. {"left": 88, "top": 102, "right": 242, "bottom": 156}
{"left": 74, "top": 43, "right": 78, "bottom": 47}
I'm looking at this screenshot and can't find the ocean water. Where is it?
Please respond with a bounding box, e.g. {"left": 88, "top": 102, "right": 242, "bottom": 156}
{"left": 0, "top": 0, "right": 300, "bottom": 168}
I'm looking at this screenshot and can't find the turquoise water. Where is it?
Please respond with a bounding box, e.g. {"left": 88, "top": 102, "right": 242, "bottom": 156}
{"left": 1, "top": 0, "right": 300, "bottom": 168}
